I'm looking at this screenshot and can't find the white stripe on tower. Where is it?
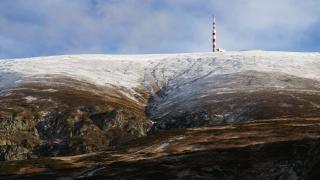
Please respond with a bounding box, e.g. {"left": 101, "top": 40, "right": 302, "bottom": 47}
{"left": 212, "top": 15, "right": 216, "bottom": 52}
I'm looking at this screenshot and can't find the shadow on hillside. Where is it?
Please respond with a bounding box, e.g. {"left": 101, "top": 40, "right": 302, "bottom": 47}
{"left": 88, "top": 138, "right": 320, "bottom": 180}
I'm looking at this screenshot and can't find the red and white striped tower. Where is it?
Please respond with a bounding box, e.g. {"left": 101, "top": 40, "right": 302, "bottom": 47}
{"left": 212, "top": 15, "right": 216, "bottom": 52}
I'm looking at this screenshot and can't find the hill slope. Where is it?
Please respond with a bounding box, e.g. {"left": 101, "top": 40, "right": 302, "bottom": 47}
{"left": 1, "top": 118, "right": 320, "bottom": 179}
{"left": 0, "top": 51, "right": 320, "bottom": 161}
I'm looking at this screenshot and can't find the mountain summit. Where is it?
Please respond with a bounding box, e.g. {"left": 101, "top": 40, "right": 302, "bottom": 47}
{"left": 1, "top": 51, "right": 320, "bottom": 179}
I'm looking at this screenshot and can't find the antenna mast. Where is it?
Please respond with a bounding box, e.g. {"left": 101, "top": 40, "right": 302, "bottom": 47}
{"left": 212, "top": 15, "right": 216, "bottom": 52}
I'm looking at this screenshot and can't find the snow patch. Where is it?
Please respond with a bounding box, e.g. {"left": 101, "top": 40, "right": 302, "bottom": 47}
{"left": 24, "top": 96, "right": 37, "bottom": 102}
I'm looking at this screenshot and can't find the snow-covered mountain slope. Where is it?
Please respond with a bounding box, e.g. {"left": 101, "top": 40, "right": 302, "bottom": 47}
{"left": 1, "top": 51, "right": 320, "bottom": 160}
{"left": 1, "top": 51, "right": 319, "bottom": 97}
{"left": 1, "top": 51, "right": 320, "bottom": 126}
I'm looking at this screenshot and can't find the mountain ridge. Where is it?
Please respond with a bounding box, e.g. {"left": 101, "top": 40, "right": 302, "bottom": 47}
{"left": 1, "top": 51, "right": 320, "bottom": 161}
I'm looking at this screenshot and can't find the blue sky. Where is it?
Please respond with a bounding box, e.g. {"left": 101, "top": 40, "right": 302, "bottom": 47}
{"left": 0, "top": 0, "right": 319, "bottom": 58}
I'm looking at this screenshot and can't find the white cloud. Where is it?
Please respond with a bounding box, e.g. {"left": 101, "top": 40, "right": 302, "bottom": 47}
{"left": 0, "top": 0, "right": 319, "bottom": 58}
{"left": 210, "top": 0, "right": 320, "bottom": 50}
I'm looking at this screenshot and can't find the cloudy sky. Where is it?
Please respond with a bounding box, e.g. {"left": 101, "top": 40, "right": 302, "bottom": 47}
{"left": 0, "top": 0, "right": 319, "bottom": 58}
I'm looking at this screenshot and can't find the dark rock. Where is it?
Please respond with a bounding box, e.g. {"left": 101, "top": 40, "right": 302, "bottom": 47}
{"left": 0, "top": 145, "right": 29, "bottom": 161}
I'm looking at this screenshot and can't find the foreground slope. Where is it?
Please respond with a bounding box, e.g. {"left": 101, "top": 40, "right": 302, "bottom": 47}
{"left": 0, "top": 51, "right": 320, "bottom": 160}
{"left": 1, "top": 118, "right": 320, "bottom": 179}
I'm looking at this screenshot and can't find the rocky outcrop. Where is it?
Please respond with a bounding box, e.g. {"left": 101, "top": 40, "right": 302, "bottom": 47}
{"left": 0, "top": 146, "right": 29, "bottom": 161}
{"left": 0, "top": 107, "right": 151, "bottom": 161}
{"left": 0, "top": 78, "right": 151, "bottom": 161}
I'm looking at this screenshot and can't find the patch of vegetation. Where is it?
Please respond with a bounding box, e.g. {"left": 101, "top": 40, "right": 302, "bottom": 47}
{"left": 0, "top": 157, "right": 73, "bottom": 175}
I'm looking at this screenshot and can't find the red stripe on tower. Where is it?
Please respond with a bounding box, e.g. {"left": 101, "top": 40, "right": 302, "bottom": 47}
{"left": 212, "top": 16, "right": 216, "bottom": 52}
